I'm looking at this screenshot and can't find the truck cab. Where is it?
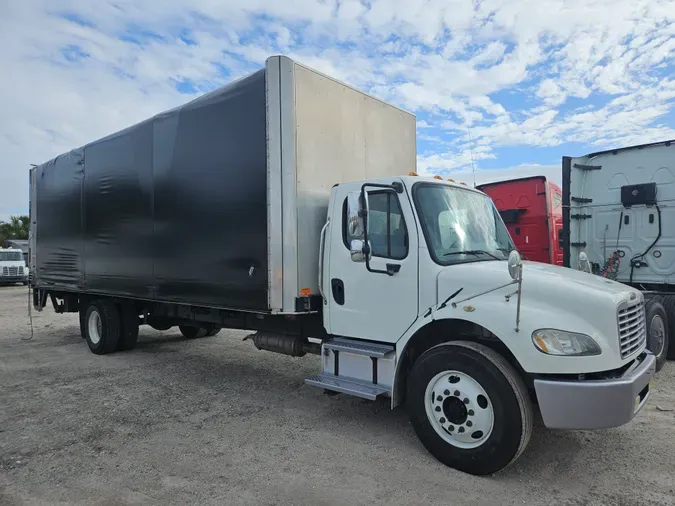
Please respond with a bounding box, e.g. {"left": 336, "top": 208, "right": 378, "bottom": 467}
{"left": 313, "top": 174, "right": 654, "bottom": 474}
{"left": 0, "top": 248, "right": 28, "bottom": 285}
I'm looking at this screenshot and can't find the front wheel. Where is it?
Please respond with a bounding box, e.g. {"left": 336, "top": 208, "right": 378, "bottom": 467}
{"left": 406, "top": 341, "right": 533, "bottom": 476}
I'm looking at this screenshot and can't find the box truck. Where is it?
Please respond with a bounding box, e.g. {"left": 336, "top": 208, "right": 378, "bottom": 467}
{"left": 30, "top": 56, "right": 655, "bottom": 476}
{"left": 563, "top": 140, "right": 675, "bottom": 372}
{"left": 477, "top": 176, "right": 563, "bottom": 265}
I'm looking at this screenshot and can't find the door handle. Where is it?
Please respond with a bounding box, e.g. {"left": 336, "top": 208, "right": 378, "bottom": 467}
{"left": 386, "top": 263, "right": 401, "bottom": 275}
{"left": 331, "top": 278, "right": 345, "bottom": 305}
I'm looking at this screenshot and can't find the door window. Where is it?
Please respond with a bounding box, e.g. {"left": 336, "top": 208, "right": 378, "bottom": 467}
{"left": 343, "top": 191, "right": 408, "bottom": 260}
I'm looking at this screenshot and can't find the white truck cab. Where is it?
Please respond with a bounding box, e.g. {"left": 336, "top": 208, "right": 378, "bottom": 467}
{"left": 310, "top": 174, "right": 655, "bottom": 475}
{"left": 0, "top": 248, "right": 28, "bottom": 285}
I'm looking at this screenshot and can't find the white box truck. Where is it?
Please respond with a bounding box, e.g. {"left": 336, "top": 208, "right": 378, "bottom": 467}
{"left": 563, "top": 140, "right": 675, "bottom": 372}
{"left": 31, "top": 56, "right": 655, "bottom": 475}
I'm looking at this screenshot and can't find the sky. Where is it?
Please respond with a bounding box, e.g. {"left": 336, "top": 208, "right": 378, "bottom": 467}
{"left": 1, "top": 0, "right": 674, "bottom": 221}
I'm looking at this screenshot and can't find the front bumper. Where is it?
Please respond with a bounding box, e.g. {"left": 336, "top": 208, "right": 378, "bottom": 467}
{"left": 0, "top": 276, "right": 25, "bottom": 283}
{"left": 534, "top": 351, "right": 655, "bottom": 429}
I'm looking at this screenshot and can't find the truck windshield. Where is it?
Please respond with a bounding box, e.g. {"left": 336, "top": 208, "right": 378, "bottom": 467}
{"left": 0, "top": 251, "right": 23, "bottom": 261}
{"left": 413, "top": 183, "right": 515, "bottom": 265}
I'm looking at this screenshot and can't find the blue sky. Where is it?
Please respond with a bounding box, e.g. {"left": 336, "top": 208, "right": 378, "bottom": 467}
{"left": 1, "top": 0, "right": 674, "bottom": 219}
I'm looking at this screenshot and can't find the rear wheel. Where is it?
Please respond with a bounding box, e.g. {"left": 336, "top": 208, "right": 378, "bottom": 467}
{"left": 179, "top": 325, "right": 208, "bottom": 339}
{"left": 83, "top": 299, "right": 121, "bottom": 355}
{"left": 406, "top": 341, "right": 532, "bottom": 476}
{"left": 644, "top": 297, "right": 668, "bottom": 372}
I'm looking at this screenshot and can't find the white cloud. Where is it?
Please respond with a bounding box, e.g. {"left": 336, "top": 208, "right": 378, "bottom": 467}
{"left": 0, "top": 0, "right": 674, "bottom": 220}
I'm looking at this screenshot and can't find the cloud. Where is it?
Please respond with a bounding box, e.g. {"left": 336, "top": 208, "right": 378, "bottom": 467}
{"left": 1, "top": 0, "right": 674, "bottom": 221}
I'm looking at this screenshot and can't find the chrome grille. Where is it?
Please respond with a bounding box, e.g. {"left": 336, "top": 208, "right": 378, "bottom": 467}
{"left": 618, "top": 302, "right": 646, "bottom": 359}
{"left": 1, "top": 267, "right": 22, "bottom": 276}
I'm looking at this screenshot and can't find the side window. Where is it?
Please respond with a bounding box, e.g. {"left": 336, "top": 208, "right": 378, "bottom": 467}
{"left": 552, "top": 192, "right": 562, "bottom": 209}
{"left": 343, "top": 191, "right": 408, "bottom": 260}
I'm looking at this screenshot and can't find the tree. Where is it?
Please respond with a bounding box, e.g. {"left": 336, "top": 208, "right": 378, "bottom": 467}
{"left": 0, "top": 215, "right": 29, "bottom": 246}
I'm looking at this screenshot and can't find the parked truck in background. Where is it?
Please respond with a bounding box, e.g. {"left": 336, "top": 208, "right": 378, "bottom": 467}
{"left": 562, "top": 140, "right": 674, "bottom": 372}
{"left": 477, "top": 176, "right": 563, "bottom": 265}
{"left": 30, "top": 55, "right": 656, "bottom": 476}
{"left": 0, "top": 248, "right": 28, "bottom": 285}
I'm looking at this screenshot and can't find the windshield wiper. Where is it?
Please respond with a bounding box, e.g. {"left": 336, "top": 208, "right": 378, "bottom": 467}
{"left": 443, "top": 250, "right": 502, "bottom": 260}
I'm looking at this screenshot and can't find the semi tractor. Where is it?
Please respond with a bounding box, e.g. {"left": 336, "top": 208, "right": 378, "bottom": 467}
{"left": 563, "top": 140, "right": 675, "bottom": 372}
{"left": 30, "top": 56, "right": 655, "bottom": 476}
{"left": 477, "top": 176, "right": 563, "bottom": 265}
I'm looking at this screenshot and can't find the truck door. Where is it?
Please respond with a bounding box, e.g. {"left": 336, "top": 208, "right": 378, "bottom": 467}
{"left": 324, "top": 183, "right": 419, "bottom": 344}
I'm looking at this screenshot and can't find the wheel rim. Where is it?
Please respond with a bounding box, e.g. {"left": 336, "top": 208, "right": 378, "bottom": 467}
{"left": 424, "top": 370, "right": 494, "bottom": 449}
{"left": 649, "top": 314, "right": 666, "bottom": 358}
{"left": 88, "top": 309, "right": 102, "bottom": 345}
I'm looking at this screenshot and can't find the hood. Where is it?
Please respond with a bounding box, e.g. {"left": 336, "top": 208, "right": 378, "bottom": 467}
{"left": 436, "top": 259, "right": 640, "bottom": 310}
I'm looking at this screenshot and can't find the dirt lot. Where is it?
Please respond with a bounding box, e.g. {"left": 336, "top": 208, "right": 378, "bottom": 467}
{"left": 1, "top": 286, "right": 674, "bottom": 505}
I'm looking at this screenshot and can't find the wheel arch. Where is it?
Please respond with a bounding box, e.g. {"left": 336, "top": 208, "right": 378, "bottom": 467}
{"left": 392, "top": 317, "right": 528, "bottom": 408}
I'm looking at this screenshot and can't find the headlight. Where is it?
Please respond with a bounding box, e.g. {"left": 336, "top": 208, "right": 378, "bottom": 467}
{"left": 532, "top": 329, "right": 601, "bottom": 356}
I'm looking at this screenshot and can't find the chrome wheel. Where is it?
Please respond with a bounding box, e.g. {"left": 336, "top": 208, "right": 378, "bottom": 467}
{"left": 88, "top": 309, "right": 102, "bottom": 345}
{"left": 424, "top": 370, "right": 494, "bottom": 449}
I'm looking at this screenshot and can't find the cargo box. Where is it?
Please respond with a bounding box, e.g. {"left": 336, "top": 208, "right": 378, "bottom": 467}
{"left": 31, "top": 56, "right": 417, "bottom": 314}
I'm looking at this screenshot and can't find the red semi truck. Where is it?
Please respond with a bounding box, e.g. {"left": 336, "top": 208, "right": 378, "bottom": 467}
{"left": 477, "top": 176, "right": 563, "bottom": 265}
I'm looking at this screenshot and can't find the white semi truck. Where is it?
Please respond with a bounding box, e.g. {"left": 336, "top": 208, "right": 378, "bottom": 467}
{"left": 31, "top": 56, "right": 655, "bottom": 476}
{"left": 564, "top": 140, "right": 675, "bottom": 372}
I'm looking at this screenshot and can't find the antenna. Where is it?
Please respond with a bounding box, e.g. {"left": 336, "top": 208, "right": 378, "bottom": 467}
{"left": 467, "top": 124, "right": 476, "bottom": 188}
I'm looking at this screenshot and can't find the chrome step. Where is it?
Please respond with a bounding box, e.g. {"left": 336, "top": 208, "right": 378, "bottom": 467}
{"left": 305, "top": 374, "right": 389, "bottom": 400}
{"left": 324, "top": 337, "right": 394, "bottom": 358}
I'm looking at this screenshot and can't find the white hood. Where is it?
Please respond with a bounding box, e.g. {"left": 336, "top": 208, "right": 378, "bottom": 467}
{"left": 433, "top": 259, "right": 643, "bottom": 374}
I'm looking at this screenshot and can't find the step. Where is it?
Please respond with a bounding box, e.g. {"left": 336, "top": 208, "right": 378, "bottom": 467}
{"left": 305, "top": 374, "right": 389, "bottom": 400}
{"left": 323, "top": 337, "right": 395, "bottom": 358}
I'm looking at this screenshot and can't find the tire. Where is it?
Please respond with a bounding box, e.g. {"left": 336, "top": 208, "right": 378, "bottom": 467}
{"left": 655, "top": 295, "right": 675, "bottom": 360}
{"left": 79, "top": 308, "right": 87, "bottom": 339}
{"left": 83, "top": 299, "right": 121, "bottom": 355}
{"left": 644, "top": 297, "right": 668, "bottom": 372}
{"left": 116, "top": 303, "right": 139, "bottom": 351}
{"left": 179, "top": 325, "right": 208, "bottom": 339}
{"left": 79, "top": 296, "right": 89, "bottom": 339}
{"left": 406, "top": 341, "right": 533, "bottom": 476}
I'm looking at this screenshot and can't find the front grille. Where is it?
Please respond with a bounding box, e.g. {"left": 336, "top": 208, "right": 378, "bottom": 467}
{"left": 618, "top": 302, "right": 646, "bottom": 359}
{"left": 1, "top": 267, "right": 22, "bottom": 276}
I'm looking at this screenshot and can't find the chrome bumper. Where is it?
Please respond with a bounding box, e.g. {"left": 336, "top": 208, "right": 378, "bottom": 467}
{"left": 534, "top": 351, "right": 655, "bottom": 430}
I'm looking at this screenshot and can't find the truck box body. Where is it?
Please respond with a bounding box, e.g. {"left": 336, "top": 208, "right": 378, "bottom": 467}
{"left": 30, "top": 56, "right": 416, "bottom": 313}
{"left": 478, "top": 176, "right": 563, "bottom": 265}
{"left": 564, "top": 140, "right": 675, "bottom": 286}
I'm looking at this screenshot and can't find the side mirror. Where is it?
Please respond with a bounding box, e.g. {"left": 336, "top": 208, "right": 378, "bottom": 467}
{"left": 507, "top": 250, "right": 522, "bottom": 281}
{"left": 350, "top": 239, "right": 370, "bottom": 263}
{"left": 578, "top": 252, "right": 592, "bottom": 273}
{"left": 347, "top": 192, "right": 365, "bottom": 238}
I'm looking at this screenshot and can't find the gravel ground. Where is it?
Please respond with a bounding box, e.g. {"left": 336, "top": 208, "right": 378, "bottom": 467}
{"left": 0, "top": 285, "right": 674, "bottom": 506}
